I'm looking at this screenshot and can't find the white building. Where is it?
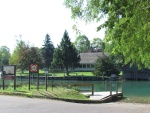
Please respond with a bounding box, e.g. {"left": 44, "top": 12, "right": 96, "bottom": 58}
{"left": 74, "top": 52, "right": 108, "bottom": 71}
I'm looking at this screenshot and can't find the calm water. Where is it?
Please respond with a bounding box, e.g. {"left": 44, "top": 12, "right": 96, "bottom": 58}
{"left": 123, "top": 81, "right": 150, "bottom": 97}
{"left": 1, "top": 78, "right": 150, "bottom": 98}
{"left": 51, "top": 80, "right": 150, "bottom": 98}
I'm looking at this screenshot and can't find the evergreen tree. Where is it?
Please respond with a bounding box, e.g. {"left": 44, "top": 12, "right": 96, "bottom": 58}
{"left": 51, "top": 47, "right": 63, "bottom": 69}
{"left": 41, "top": 34, "right": 54, "bottom": 69}
{"left": 52, "top": 30, "right": 80, "bottom": 75}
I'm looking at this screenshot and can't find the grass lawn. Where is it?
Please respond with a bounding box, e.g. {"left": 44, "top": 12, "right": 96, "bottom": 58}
{"left": 0, "top": 85, "right": 88, "bottom": 100}
{"left": 17, "top": 70, "right": 94, "bottom": 77}
{"left": 52, "top": 71, "right": 94, "bottom": 77}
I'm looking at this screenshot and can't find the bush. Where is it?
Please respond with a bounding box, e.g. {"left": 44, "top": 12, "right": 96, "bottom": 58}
{"left": 93, "top": 57, "right": 119, "bottom": 77}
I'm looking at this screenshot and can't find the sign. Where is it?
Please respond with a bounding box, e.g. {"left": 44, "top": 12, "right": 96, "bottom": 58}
{"left": 29, "top": 63, "right": 39, "bottom": 90}
{"left": 2, "top": 75, "right": 14, "bottom": 80}
{"left": 2, "top": 65, "right": 16, "bottom": 80}
{"left": 3, "top": 65, "right": 15, "bottom": 75}
{"left": 29, "top": 64, "right": 38, "bottom": 73}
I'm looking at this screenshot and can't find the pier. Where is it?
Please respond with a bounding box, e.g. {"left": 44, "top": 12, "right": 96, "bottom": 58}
{"left": 81, "top": 81, "right": 124, "bottom": 102}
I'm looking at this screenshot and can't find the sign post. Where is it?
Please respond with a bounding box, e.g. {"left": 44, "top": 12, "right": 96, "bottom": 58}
{"left": 29, "top": 63, "right": 39, "bottom": 90}
{"left": 45, "top": 70, "right": 48, "bottom": 91}
{"left": 2, "top": 65, "right": 16, "bottom": 90}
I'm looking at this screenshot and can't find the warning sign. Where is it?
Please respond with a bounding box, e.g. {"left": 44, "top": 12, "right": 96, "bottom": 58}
{"left": 29, "top": 64, "right": 38, "bottom": 73}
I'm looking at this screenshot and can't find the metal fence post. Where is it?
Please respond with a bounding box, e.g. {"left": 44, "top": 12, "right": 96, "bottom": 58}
{"left": 116, "top": 81, "right": 118, "bottom": 94}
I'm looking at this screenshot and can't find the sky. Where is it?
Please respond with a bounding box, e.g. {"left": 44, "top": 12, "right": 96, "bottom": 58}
{"left": 0, "top": 0, "right": 105, "bottom": 53}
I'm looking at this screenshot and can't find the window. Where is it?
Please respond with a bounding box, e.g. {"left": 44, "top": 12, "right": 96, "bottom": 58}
{"left": 91, "top": 64, "right": 94, "bottom": 68}
{"left": 83, "top": 64, "right": 86, "bottom": 68}
{"left": 87, "top": 64, "right": 90, "bottom": 68}
{"left": 79, "top": 64, "right": 82, "bottom": 68}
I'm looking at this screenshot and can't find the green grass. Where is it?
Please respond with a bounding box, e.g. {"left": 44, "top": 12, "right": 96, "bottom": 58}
{"left": 0, "top": 85, "right": 88, "bottom": 100}
{"left": 16, "top": 70, "right": 94, "bottom": 77}
{"left": 52, "top": 71, "right": 94, "bottom": 77}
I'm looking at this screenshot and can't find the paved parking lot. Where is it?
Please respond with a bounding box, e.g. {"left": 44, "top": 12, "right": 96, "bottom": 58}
{"left": 0, "top": 95, "right": 150, "bottom": 113}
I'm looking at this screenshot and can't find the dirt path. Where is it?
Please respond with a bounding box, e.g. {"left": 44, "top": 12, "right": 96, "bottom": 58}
{"left": 0, "top": 95, "right": 149, "bottom": 113}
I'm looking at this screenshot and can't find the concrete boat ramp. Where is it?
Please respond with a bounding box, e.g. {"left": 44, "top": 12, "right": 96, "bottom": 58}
{"left": 81, "top": 91, "right": 123, "bottom": 102}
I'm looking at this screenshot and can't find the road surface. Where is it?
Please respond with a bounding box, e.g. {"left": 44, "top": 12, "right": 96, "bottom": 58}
{"left": 0, "top": 95, "right": 149, "bottom": 113}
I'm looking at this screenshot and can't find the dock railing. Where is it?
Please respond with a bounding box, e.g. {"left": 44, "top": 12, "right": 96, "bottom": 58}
{"left": 73, "top": 84, "right": 94, "bottom": 95}
{"left": 62, "top": 84, "right": 94, "bottom": 95}
{"left": 105, "top": 80, "right": 124, "bottom": 97}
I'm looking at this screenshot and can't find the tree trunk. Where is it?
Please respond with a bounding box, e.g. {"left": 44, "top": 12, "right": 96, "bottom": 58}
{"left": 65, "top": 65, "right": 69, "bottom": 76}
{"left": 21, "top": 69, "right": 24, "bottom": 74}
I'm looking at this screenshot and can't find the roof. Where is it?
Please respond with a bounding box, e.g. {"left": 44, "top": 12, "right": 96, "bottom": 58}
{"left": 79, "top": 52, "right": 108, "bottom": 64}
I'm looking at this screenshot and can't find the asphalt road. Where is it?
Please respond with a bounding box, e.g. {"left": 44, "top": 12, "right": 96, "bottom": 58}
{"left": 0, "top": 95, "right": 150, "bottom": 113}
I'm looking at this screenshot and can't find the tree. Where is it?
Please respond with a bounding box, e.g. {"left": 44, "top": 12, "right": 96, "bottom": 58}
{"left": 105, "top": 41, "right": 124, "bottom": 69}
{"left": 51, "top": 47, "right": 63, "bottom": 69}
{"left": 9, "top": 40, "right": 30, "bottom": 72}
{"left": 71, "top": 44, "right": 81, "bottom": 69}
{"left": 74, "top": 35, "right": 90, "bottom": 53}
{"left": 28, "top": 47, "right": 43, "bottom": 66}
{"left": 41, "top": 34, "right": 54, "bottom": 69}
{"left": 9, "top": 40, "right": 42, "bottom": 73}
{"left": 52, "top": 30, "right": 80, "bottom": 75}
{"left": 0, "top": 46, "right": 10, "bottom": 68}
{"left": 65, "top": 0, "right": 150, "bottom": 68}
{"left": 90, "top": 38, "right": 104, "bottom": 51}
{"left": 93, "top": 57, "right": 119, "bottom": 77}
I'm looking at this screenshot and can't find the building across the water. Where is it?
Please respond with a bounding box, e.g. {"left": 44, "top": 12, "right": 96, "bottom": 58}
{"left": 74, "top": 51, "right": 108, "bottom": 71}
{"left": 122, "top": 64, "right": 150, "bottom": 80}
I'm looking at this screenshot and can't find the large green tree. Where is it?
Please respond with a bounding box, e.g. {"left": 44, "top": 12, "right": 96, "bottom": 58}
{"left": 105, "top": 40, "right": 124, "bottom": 69}
{"left": 0, "top": 46, "right": 10, "bottom": 68}
{"left": 74, "top": 35, "right": 90, "bottom": 53}
{"left": 52, "top": 30, "right": 80, "bottom": 75}
{"left": 9, "top": 40, "right": 30, "bottom": 71}
{"left": 65, "top": 0, "right": 150, "bottom": 68}
{"left": 9, "top": 40, "right": 42, "bottom": 73}
{"left": 94, "top": 57, "right": 119, "bottom": 77}
{"left": 41, "top": 34, "right": 54, "bottom": 69}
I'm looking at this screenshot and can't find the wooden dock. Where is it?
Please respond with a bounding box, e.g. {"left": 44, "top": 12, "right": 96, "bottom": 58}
{"left": 82, "top": 91, "right": 123, "bottom": 102}
{"left": 81, "top": 81, "right": 124, "bottom": 102}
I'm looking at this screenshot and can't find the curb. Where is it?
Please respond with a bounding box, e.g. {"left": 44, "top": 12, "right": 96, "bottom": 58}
{"left": 0, "top": 92, "right": 110, "bottom": 104}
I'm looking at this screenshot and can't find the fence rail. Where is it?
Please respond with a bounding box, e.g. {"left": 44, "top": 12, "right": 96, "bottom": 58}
{"left": 61, "top": 84, "right": 94, "bottom": 95}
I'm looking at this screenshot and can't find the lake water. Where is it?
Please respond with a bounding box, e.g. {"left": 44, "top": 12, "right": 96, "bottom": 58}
{"left": 48, "top": 80, "right": 150, "bottom": 98}
{"left": 1, "top": 78, "right": 150, "bottom": 98}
